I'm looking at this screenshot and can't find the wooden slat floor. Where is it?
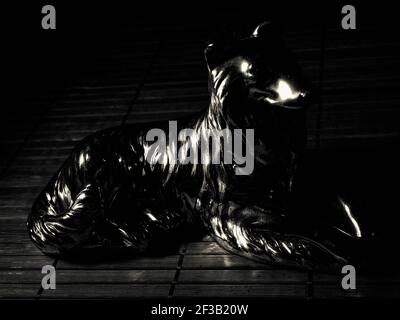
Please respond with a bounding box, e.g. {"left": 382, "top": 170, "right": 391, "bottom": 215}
{"left": 1, "top": 13, "right": 399, "bottom": 299}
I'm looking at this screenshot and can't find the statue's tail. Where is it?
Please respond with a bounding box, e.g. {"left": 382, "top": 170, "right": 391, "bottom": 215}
{"left": 27, "top": 142, "right": 104, "bottom": 259}
{"left": 28, "top": 178, "right": 102, "bottom": 256}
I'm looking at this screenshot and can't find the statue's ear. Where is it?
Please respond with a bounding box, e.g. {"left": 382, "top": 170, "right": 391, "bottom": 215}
{"left": 252, "top": 21, "right": 281, "bottom": 40}
{"left": 204, "top": 31, "right": 237, "bottom": 70}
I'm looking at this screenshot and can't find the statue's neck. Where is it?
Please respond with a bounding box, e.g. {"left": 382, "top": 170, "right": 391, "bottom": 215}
{"left": 195, "top": 92, "right": 231, "bottom": 133}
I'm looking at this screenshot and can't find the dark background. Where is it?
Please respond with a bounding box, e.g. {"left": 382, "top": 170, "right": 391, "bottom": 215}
{"left": 3, "top": 1, "right": 399, "bottom": 115}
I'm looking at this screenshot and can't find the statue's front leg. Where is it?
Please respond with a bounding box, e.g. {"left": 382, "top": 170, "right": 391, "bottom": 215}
{"left": 200, "top": 199, "right": 347, "bottom": 270}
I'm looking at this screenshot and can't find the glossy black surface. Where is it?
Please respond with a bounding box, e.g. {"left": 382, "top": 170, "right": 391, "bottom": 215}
{"left": 28, "top": 22, "right": 372, "bottom": 269}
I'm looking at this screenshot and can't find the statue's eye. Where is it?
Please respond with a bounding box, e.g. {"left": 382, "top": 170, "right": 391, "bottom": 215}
{"left": 240, "top": 60, "right": 255, "bottom": 77}
{"left": 248, "top": 64, "right": 256, "bottom": 74}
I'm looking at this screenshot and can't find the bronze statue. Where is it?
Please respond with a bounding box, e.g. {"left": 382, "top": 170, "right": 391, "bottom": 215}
{"left": 28, "top": 22, "right": 371, "bottom": 269}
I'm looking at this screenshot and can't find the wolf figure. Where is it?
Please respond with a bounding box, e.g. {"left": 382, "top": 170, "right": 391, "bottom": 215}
{"left": 28, "top": 22, "right": 370, "bottom": 269}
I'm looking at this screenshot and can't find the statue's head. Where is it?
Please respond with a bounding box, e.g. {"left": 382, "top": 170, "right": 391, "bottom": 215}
{"left": 205, "top": 21, "right": 317, "bottom": 152}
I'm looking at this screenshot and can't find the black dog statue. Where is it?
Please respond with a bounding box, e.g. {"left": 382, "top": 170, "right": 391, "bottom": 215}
{"left": 28, "top": 22, "right": 371, "bottom": 269}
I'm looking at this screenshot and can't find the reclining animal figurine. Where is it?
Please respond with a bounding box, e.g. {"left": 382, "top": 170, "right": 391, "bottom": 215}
{"left": 28, "top": 22, "right": 371, "bottom": 269}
